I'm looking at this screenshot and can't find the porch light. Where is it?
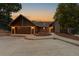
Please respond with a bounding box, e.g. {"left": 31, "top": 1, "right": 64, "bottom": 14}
{"left": 43, "top": 27, "right": 45, "bottom": 29}
{"left": 31, "top": 26, "right": 35, "bottom": 29}
{"left": 12, "top": 27, "right": 15, "bottom": 29}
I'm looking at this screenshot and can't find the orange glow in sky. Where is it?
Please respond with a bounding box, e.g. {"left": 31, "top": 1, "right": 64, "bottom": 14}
{"left": 11, "top": 3, "right": 58, "bottom": 22}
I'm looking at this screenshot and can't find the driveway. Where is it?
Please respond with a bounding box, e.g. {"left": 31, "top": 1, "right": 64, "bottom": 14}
{"left": 0, "top": 35, "right": 79, "bottom": 56}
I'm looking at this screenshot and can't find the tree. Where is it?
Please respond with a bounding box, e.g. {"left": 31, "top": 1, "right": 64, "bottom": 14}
{"left": 54, "top": 3, "right": 79, "bottom": 34}
{"left": 0, "top": 3, "right": 22, "bottom": 31}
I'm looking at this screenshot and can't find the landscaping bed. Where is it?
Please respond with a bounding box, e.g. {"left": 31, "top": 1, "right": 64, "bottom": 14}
{"left": 34, "top": 32, "right": 51, "bottom": 36}
{"left": 0, "top": 29, "right": 10, "bottom": 36}
{"left": 54, "top": 32, "right": 79, "bottom": 41}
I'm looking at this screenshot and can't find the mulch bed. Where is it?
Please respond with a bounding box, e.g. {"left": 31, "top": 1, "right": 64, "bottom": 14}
{"left": 0, "top": 33, "right": 10, "bottom": 36}
{"left": 34, "top": 32, "right": 51, "bottom": 36}
{"left": 54, "top": 32, "right": 79, "bottom": 41}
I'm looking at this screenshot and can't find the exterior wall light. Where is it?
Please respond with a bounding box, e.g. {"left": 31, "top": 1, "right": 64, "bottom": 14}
{"left": 43, "top": 27, "right": 45, "bottom": 29}
{"left": 31, "top": 26, "right": 35, "bottom": 29}
{"left": 12, "top": 27, "right": 15, "bottom": 29}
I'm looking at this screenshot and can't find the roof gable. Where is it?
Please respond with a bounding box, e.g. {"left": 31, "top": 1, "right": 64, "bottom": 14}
{"left": 10, "top": 14, "right": 53, "bottom": 27}
{"left": 10, "top": 14, "right": 35, "bottom": 26}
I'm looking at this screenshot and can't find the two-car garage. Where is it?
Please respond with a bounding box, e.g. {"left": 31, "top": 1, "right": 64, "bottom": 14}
{"left": 11, "top": 26, "right": 31, "bottom": 34}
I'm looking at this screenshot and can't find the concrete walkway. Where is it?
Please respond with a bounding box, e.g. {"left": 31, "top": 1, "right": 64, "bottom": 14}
{"left": 25, "top": 34, "right": 54, "bottom": 40}
{"left": 11, "top": 33, "right": 79, "bottom": 47}
{"left": 53, "top": 33, "right": 79, "bottom": 46}
{"left": 24, "top": 33, "right": 79, "bottom": 46}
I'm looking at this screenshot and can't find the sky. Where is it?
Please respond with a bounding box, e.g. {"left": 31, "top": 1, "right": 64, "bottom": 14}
{"left": 12, "top": 3, "right": 58, "bottom": 22}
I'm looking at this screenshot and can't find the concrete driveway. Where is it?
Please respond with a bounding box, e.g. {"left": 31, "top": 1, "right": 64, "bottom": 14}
{"left": 0, "top": 36, "right": 79, "bottom": 56}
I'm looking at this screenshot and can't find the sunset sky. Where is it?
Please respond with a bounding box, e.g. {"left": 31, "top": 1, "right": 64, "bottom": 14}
{"left": 12, "top": 3, "right": 58, "bottom": 22}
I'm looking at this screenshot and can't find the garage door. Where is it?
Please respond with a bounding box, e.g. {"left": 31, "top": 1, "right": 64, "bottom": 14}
{"left": 15, "top": 27, "right": 31, "bottom": 34}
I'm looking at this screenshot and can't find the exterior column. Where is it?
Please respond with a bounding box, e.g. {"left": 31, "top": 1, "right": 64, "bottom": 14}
{"left": 12, "top": 27, "right": 15, "bottom": 34}
{"left": 49, "top": 28, "right": 51, "bottom": 33}
{"left": 49, "top": 27, "right": 53, "bottom": 33}
{"left": 31, "top": 28, "right": 32, "bottom": 34}
{"left": 31, "top": 26, "right": 33, "bottom": 34}
{"left": 31, "top": 26, "right": 35, "bottom": 34}
{"left": 14, "top": 27, "right": 15, "bottom": 34}
{"left": 11, "top": 27, "right": 12, "bottom": 34}
{"left": 34, "top": 29, "right": 35, "bottom": 34}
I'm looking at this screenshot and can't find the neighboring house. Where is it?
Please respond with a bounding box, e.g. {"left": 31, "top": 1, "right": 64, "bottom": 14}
{"left": 54, "top": 21, "right": 60, "bottom": 33}
{"left": 51, "top": 20, "right": 75, "bottom": 34}
{"left": 49, "top": 20, "right": 60, "bottom": 33}
{"left": 10, "top": 14, "right": 53, "bottom": 34}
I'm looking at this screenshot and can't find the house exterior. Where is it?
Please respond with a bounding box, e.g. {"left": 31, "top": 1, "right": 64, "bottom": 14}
{"left": 10, "top": 14, "right": 53, "bottom": 34}
{"left": 53, "top": 21, "right": 60, "bottom": 33}
{"left": 49, "top": 21, "right": 60, "bottom": 33}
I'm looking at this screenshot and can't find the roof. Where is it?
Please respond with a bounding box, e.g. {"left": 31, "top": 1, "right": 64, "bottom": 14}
{"left": 10, "top": 14, "right": 53, "bottom": 27}
{"left": 10, "top": 14, "right": 35, "bottom": 26}
{"left": 32, "top": 21, "right": 52, "bottom": 27}
{"left": 49, "top": 22, "right": 55, "bottom": 26}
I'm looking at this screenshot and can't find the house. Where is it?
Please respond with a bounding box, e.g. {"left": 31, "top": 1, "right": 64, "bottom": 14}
{"left": 10, "top": 14, "right": 53, "bottom": 34}
{"left": 49, "top": 20, "right": 60, "bottom": 33}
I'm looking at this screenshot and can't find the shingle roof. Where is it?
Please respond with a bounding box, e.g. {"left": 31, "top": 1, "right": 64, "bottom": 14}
{"left": 10, "top": 14, "right": 35, "bottom": 26}
{"left": 32, "top": 21, "right": 52, "bottom": 27}
{"left": 10, "top": 14, "right": 53, "bottom": 27}
{"left": 49, "top": 22, "right": 55, "bottom": 26}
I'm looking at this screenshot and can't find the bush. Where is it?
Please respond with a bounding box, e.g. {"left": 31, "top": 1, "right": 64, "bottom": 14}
{"left": 0, "top": 22, "right": 11, "bottom": 32}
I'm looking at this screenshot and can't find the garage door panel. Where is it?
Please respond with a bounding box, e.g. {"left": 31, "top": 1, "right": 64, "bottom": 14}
{"left": 15, "top": 27, "right": 31, "bottom": 34}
